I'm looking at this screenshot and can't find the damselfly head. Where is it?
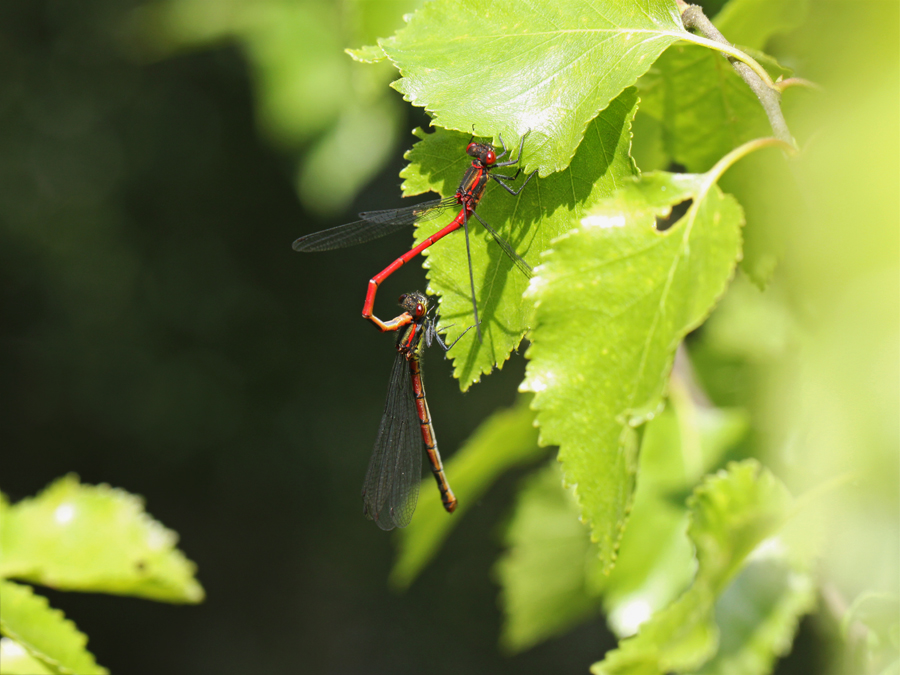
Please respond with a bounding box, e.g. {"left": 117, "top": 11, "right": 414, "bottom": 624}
{"left": 466, "top": 141, "right": 496, "bottom": 167}
{"left": 398, "top": 291, "right": 428, "bottom": 319}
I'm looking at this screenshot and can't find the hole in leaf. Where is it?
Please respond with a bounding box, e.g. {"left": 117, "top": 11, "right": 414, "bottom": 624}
{"left": 655, "top": 199, "right": 693, "bottom": 231}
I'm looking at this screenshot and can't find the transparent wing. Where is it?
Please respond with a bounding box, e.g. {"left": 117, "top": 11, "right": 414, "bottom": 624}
{"left": 362, "top": 352, "right": 422, "bottom": 530}
{"left": 292, "top": 198, "right": 455, "bottom": 252}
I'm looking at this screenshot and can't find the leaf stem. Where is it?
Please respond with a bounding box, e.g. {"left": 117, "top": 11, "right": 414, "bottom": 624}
{"left": 678, "top": 3, "right": 796, "bottom": 148}
{"left": 677, "top": 34, "right": 775, "bottom": 88}
{"left": 705, "top": 137, "right": 797, "bottom": 187}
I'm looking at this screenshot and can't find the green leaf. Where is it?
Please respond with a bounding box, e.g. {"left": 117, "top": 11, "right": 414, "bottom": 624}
{"left": 592, "top": 460, "right": 808, "bottom": 675}
{"left": 713, "top": 0, "right": 810, "bottom": 51}
{"left": 637, "top": 45, "right": 790, "bottom": 174}
{"left": 496, "top": 392, "right": 748, "bottom": 654}
{"left": 401, "top": 88, "right": 639, "bottom": 388}
{"left": 495, "top": 462, "right": 602, "bottom": 653}
{"left": 634, "top": 42, "right": 795, "bottom": 286}
{"left": 0, "top": 475, "right": 204, "bottom": 604}
{"left": 380, "top": 0, "right": 688, "bottom": 174}
{"left": 630, "top": 111, "right": 668, "bottom": 174}
{"left": 391, "top": 394, "right": 543, "bottom": 589}
{"left": 0, "top": 637, "right": 55, "bottom": 675}
{"left": 694, "top": 555, "right": 816, "bottom": 675}
{"left": 0, "top": 580, "right": 107, "bottom": 675}
{"left": 346, "top": 43, "right": 387, "bottom": 63}
{"left": 602, "top": 398, "right": 749, "bottom": 638}
{"left": 689, "top": 463, "right": 790, "bottom": 587}
{"left": 522, "top": 170, "right": 744, "bottom": 571}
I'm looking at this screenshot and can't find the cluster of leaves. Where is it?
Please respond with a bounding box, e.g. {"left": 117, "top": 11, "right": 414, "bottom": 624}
{"left": 0, "top": 477, "right": 203, "bottom": 674}
{"left": 332, "top": 0, "right": 898, "bottom": 674}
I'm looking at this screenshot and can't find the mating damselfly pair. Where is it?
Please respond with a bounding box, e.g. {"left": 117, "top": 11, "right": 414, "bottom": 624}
{"left": 293, "top": 132, "right": 535, "bottom": 529}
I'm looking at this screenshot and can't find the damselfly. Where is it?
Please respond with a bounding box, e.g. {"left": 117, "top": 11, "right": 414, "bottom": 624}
{"left": 362, "top": 291, "right": 471, "bottom": 530}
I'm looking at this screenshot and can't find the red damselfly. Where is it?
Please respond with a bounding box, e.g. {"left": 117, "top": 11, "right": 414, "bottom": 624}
{"left": 362, "top": 291, "right": 471, "bottom": 530}
{"left": 292, "top": 133, "right": 536, "bottom": 341}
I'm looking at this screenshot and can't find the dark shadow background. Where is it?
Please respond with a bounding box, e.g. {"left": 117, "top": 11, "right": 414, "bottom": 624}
{"left": 0, "top": 1, "right": 823, "bottom": 673}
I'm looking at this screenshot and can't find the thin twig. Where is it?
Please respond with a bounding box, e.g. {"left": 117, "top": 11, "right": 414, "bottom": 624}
{"left": 679, "top": 3, "right": 795, "bottom": 148}
{"left": 777, "top": 77, "right": 824, "bottom": 93}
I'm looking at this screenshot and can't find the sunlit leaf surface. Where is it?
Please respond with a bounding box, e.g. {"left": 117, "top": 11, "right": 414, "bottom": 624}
{"left": 0, "top": 476, "right": 204, "bottom": 604}
{"left": 0, "top": 580, "right": 107, "bottom": 675}
{"left": 399, "top": 89, "right": 638, "bottom": 388}
{"left": 0, "top": 637, "right": 55, "bottom": 675}
{"left": 523, "top": 170, "right": 743, "bottom": 570}
{"left": 380, "top": 0, "right": 688, "bottom": 174}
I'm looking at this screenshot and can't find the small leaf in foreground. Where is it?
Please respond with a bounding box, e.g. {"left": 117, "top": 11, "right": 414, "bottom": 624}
{"left": 400, "top": 88, "right": 639, "bottom": 388}
{"left": 592, "top": 460, "right": 813, "bottom": 675}
{"left": 522, "top": 170, "right": 744, "bottom": 571}
{"left": 496, "top": 395, "right": 748, "bottom": 654}
{"left": 0, "top": 580, "right": 107, "bottom": 675}
{"left": 694, "top": 552, "right": 815, "bottom": 675}
{"left": 391, "top": 394, "right": 543, "bottom": 589}
{"left": 0, "top": 475, "right": 204, "bottom": 603}
{"left": 379, "top": 0, "right": 687, "bottom": 174}
{"left": 601, "top": 398, "right": 749, "bottom": 639}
